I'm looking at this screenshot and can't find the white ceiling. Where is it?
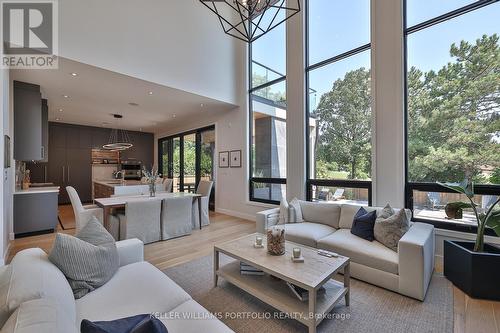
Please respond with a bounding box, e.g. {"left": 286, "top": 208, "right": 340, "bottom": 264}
{"left": 11, "top": 57, "right": 237, "bottom": 133}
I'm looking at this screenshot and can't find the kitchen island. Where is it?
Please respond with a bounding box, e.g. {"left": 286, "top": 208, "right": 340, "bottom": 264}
{"left": 93, "top": 180, "right": 164, "bottom": 199}
{"left": 14, "top": 186, "right": 60, "bottom": 236}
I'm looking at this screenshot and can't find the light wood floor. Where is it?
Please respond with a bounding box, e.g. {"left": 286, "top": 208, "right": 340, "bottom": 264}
{"left": 7, "top": 205, "right": 500, "bottom": 333}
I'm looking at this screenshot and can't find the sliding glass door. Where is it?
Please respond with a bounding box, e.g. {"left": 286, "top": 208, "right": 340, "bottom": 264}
{"left": 158, "top": 126, "right": 215, "bottom": 208}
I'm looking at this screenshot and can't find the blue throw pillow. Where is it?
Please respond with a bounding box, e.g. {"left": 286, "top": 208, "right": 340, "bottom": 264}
{"left": 81, "top": 314, "right": 168, "bottom": 333}
{"left": 350, "top": 207, "right": 377, "bottom": 241}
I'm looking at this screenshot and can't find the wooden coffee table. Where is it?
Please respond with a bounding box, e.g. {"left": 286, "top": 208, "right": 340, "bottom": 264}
{"left": 214, "top": 233, "right": 350, "bottom": 333}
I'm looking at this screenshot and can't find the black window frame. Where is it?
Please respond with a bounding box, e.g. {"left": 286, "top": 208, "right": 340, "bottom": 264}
{"left": 158, "top": 125, "right": 215, "bottom": 193}
{"left": 305, "top": 0, "right": 373, "bottom": 205}
{"left": 248, "top": 29, "right": 287, "bottom": 205}
{"left": 403, "top": 0, "right": 500, "bottom": 235}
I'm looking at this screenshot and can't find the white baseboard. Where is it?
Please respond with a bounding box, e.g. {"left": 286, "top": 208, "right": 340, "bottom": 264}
{"left": 215, "top": 208, "right": 256, "bottom": 222}
{"left": 9, "top": 233, "right": 14, "bottom": 241}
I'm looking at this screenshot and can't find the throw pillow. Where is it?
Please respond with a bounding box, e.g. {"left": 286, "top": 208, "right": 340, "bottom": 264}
{"left": 278, "top": 199, "right": 289, "bottom": 224}
{"left": 350, "top": 207, "right": 377, "bottom": 241}
{"left": 374, "top": 208, "right": 411, "bottom": 252}
{"left": 81, "top": 314, "right": 167, "bottom": 333}
{"left": 49, "top": 217, "right": 119, "bottom": 299}
{"left": 288, "top": 198, "right": 304, "bottom": 223}
{"left": 377, "top": 203, "right": 395, "bottom": 220}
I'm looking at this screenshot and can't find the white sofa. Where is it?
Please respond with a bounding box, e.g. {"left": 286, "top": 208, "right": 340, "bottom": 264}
{"left": 256, "top": 201, "right": 435, "bottom": 301}
{"left": 0, "top": 239, "right": 232, "bottom": 333}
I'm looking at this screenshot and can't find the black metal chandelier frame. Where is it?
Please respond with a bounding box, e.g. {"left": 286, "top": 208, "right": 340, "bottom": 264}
{"left": 199, "top": 0, "right": 301, "bottom": 43}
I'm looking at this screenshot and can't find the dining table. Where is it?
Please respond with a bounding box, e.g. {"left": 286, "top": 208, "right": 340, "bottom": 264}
{"left": 94, "top": 192, "right": 203, "bottom": 231}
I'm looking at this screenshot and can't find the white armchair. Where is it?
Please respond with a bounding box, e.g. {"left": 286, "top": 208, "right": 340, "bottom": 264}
{"left": 161, "top": 196, "right": 193, "bottom": 240}
{"left": 192, "top": 180, "right": 213, "bottom": 228}
{"left": 66, "top": 186, "right": 104, "bottom": 232}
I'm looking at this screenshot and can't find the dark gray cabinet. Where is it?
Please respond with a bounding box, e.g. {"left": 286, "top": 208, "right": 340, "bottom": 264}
{"left": 14, "top": 192, "right": 59, "bottom": 235}
{"left": 47, "top": 123, "right": 152, "bottom": 204}
{"left": 14, "top": 81, "right": 43, "bottom": 161}
{"left": 120, "top": 132, "right": 154, "bottom": 167}
{"left": 41, "top": 99, "right": 49, "bottom": 162}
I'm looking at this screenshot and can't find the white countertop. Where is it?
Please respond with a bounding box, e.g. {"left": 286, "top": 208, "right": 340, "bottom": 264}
{"left": 14, "top": 186, "right": 60, "bottom": 195}
{"left": 94, "top": 180, "right": 146, "bottom": 187}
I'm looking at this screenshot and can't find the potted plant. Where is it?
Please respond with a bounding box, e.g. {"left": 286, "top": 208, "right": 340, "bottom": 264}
{"left": 438, "top": 178, "right": 500, "bottom": 300}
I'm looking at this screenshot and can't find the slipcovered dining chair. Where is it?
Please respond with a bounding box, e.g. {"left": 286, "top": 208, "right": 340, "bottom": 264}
{"left": 192, "top": 180, "right": 213, "bottom": 228}
{"left": 66, "top": 186, "right": 104, "bottom": 232}
{"left": 110, "top": 199, "right": 162, "bottom": 244}
{"left": 161, "top": 196, "right": 193, "bottom": 240}
{"left": 162, "top": 178, "right": 173, "bottom": 193}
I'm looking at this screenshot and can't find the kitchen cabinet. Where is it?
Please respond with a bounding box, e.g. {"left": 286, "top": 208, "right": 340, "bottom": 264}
{"left": 13, "top": 81, "right": 43, "bottom": 161}
{"left": 14, "top": 190, "right": 59, "bottom": 236}
{"left": 25, "top": 162, "right": 48, "bottom": 183}
{"left": 46, "top": 122, "right": 153, "bottom": 204}
{"left": 120, "top": 132, "right": 154, "bottom": 167}
{"left": 41, "top": 99, "right": 49, "bottom": 162}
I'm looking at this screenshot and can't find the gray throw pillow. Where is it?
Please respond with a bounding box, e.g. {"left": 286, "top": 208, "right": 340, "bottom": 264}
{"left": 288, "top": 198, "right": 304, "bottom": 223}
{"left": 49, "top": 217, "right": 119, "bottom": 299}
{"left": 374, "top": 208, "right": 410, "bottom": 252}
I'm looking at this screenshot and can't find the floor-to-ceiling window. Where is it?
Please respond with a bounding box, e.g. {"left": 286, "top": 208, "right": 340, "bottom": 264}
{"left": 405, "top": 0, "right": 500, "bottom": 232}
{"left": 158, "top": 125, "right": 216, "bottom": 208}
{"left": 306, "top": 0, "right": 372, "bottom": 205}
{"left": 249, "top": 7, "right": 287, "bottom": 204}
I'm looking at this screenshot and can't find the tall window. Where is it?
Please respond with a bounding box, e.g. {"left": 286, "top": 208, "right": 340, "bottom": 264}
{"left": 306, "top": 0, "right": 372, "bottom": 205}
{"left": 249, "top": 9, "right": 287, "bottom": 204}
{"left": 405, "top": 0, "right": 500, "bottom": 231}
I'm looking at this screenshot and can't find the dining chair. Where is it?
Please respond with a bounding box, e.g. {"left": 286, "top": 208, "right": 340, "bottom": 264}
{"left": 192, "top": 180, "right": 213, "bottom": 228}
{"left": 162, "top": 178, "right": 173, "bottom": 193}
{"left": 111, "top": 199, "right": 162, "bottom": 244}
{"left": 66, "top": 186, "right": 104, "bottom": 232}
{"left": 161, "top": 196, "right": 193, "bottom": 240}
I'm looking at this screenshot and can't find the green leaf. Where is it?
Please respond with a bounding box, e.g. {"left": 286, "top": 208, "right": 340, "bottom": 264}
{"left": 486, "top": 213, "right": 500, "bottom": 237}
{"left": 437, "top": 178, "right": 474, "bottom": 199}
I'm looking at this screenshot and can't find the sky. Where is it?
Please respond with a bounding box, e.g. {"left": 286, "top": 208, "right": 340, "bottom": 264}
{"left": 251, "top": 0, "right": 500, "bottom": 110}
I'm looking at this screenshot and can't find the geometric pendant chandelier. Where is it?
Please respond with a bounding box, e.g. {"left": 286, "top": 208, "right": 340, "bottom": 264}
{"left": 102, "top": 114, "right": 133, "bottom": 151}
{"left": 199, "top": 0, "right": 301, "bottom": 43}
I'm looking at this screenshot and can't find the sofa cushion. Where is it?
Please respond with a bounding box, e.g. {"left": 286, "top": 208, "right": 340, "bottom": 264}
{"left": 161, "top": 300, "right": 233, "bottom": 333}
{"left": 76, "top": 261, "right": 191, "bottom": 325}
{"left": 1, "top": 298, "right": 78, "bottom": 333}
{"left": 283, "top": 223, "right": 336, "bottom": 248}
{"left": 317, "top": 229, "right": 399, "bottom": 275}
{"left": 289, "top": 198, "right": 304, "bottom": 223}
{"left": 81, "top": 314, "right": 167, "bottom": 333}
{"left": 374, "top": 208, "right": 411, "bottom": 252}
{"left": 0, "top": 248, "right": 76, "bottom": 328}
{"left": 350, "top": 207, "right": 377, "bottom": 241}
{"left": 49, "top": 217, "right": 119, "bottom": 299}
{"left": 299, "top": 201, "right": 342, "bottom": 228}
{"left": 339, "top": 204, "right": 376, "bottom": 229}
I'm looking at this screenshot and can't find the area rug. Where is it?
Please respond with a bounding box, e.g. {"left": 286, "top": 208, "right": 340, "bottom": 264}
{"left": 164, "top": 254, "right": 453, "bottom": 333}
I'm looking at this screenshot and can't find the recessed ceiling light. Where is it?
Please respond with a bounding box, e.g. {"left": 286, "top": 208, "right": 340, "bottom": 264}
{"left": 200, "top": 103, "right": 204, "bottom": 107}
{"left": 63, "top": 95, "right": 69, "bottom": 98}
{"left": 148, "top": 91, "right": 153, "bottom": 95}
{"left": 70, "top": 72, "right": 78, "bottom": 77}
{"left": 172, "top": 114, "right": 176, "bottom": 118}
{"left": 56, "top": 118, "right": 60, "bottom": 121}
{"left": 58, "top": 108, "right": 63, "bottom": 112}
{"left": 128, "top": 102, "right": 139, "bottom": 107}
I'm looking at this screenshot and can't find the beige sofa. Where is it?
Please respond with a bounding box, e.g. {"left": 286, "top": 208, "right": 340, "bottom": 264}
{"left": 256, "top": 201, "right": 435, "bottom": 301}
{"left": 0, "top": 239, "right": 232, "bottom": 333}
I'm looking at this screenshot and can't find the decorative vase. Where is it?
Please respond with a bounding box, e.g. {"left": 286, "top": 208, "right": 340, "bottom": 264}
{"left": 445, "top": 204, "right": 463, "bottom": 219}
{"left": 267, "top": 227, "right": 285, "bottom": 256}
{"left": 149, "top": 182, "right": 156, "bottom": 197}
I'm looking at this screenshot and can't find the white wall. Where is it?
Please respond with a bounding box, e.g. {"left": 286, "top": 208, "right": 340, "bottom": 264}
{"left": 59, "top": 0, "right": 240, "bottom": 105}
